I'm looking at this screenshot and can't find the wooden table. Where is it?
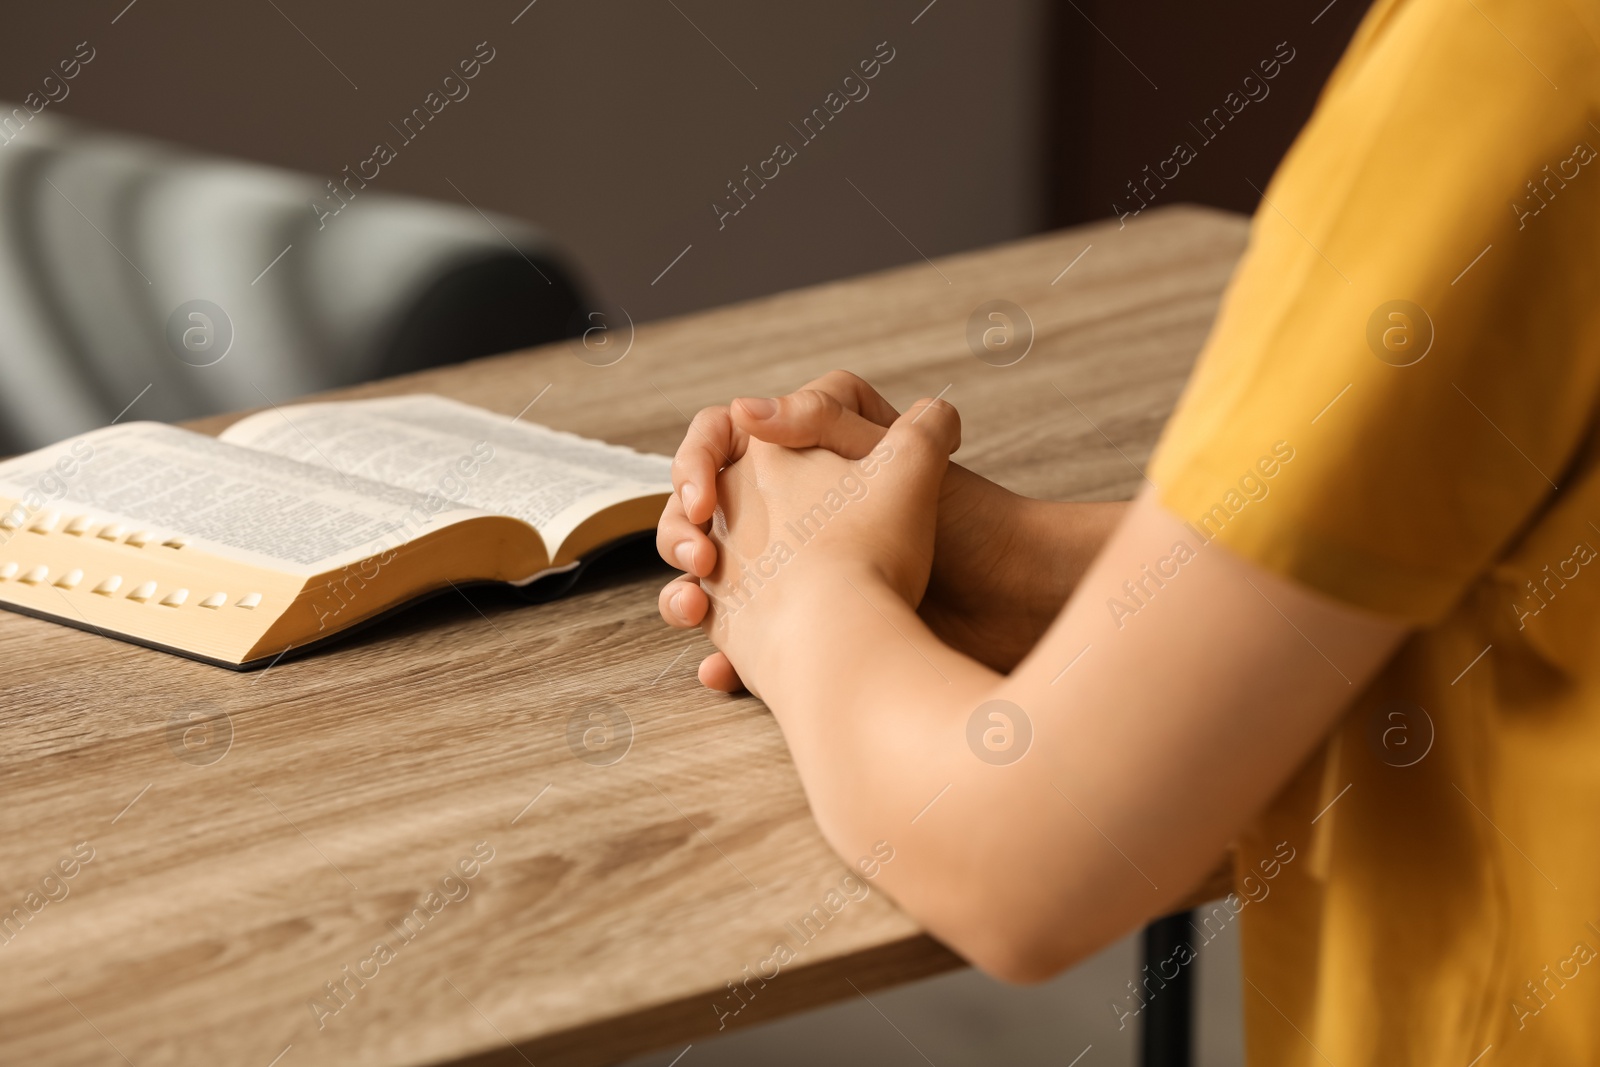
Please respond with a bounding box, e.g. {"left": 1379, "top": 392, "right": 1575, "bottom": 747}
{"left": 0, "top": 204, "right": 1250, "bottom": 1066}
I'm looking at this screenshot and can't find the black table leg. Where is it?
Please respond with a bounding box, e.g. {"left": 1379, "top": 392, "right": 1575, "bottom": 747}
{"left": 1139, "top": 911, "right": 1195, "bottom": 1067}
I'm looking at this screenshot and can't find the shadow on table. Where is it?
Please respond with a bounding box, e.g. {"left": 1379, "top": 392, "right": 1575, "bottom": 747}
{"left": 312, "top": 534, "right": 675, "bottom": 664}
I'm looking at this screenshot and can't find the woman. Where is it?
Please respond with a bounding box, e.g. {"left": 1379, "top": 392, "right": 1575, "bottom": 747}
{"left": 656, "top": 0, "right": 1600, "bottom": 1060}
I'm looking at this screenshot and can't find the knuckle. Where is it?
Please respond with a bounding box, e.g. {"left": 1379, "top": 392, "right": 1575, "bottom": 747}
{"left": 672, "top": 439, "right": 715, "bottom": 475}
{"left": 831, "top": 370, "right": 871, "bottom": 404}
{"left": 818, "top": 368, "right": 863, "bottom": 392}
{"left": 655, "top": 530, "right": 679, "bottom": 565}
{"left": 686, "top": 405, "right": 728, "bottom": 440}
{"left": 668, "top": 456, "right": 699, "bottom": 488}
{"left": 897, "top": 403, "right": 958, "bottom": 448}
{"left": 793, "top": 389, "right": 840, "bottom": 422}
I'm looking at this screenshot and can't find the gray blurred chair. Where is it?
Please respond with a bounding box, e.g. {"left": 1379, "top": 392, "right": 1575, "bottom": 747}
{"left": 0, "top": 106, "right": 588, "bottom": 452}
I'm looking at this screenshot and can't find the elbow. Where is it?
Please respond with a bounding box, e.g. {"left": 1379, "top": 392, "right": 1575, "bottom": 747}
{"left": 925, "top": 880, "right": 1140, "bottom": 986}
{"left": 861, "top": 866, "right": 1104, "bottom": 985}
{"left": 971, "top": 950, "right": 1068, "bottom": 988}
{"left": 943, "top": 923, "right": 1087, "bottom": 987}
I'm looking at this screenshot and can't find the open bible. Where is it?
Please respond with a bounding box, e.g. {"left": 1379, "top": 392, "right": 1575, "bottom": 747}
{"left": 0, "top": 394, "right": 672, "bottom": 669}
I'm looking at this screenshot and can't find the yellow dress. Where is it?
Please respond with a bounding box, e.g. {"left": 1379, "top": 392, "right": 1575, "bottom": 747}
{"left": 1148, "top": 0, "right": 1600, "bottom": 1061}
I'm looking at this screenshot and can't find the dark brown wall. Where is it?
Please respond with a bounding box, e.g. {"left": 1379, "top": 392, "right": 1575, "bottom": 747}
{"left": 1046, "top": 0, "right": 1372, "bottom": 227}
{"left": 2, "top": 1, "right": 1046, "bottom": 323}
{"left": 5, "top": 1, "right": 1372, "bottom": 328}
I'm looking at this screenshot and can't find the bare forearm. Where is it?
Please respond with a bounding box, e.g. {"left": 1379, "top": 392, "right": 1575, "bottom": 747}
{"left": 754, "top": 563, "right": 1080, "bottom": 978}
{"left": 924, "top": 467, "right": 1128, "bottom": 670}
{"left": 1003, "top": 494, "right": 1128, "bottom": 619}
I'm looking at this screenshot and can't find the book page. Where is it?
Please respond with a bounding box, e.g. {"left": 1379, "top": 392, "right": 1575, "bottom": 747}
{"left": 0, "top": 423, "right": 486, "bottom": 576}
{"left": 219, "top": 395, "right": 673, "bottom": 556}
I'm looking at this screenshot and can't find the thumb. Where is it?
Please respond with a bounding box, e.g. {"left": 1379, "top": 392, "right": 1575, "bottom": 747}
{"left": 884, "top": 395, "right": 960, "bottom": 460}
{"left": 874, "top": 396, "right": 961, "bottom": 503}
{"left": 731, "top": 390, "right": 886, "bottom": 459}
{"left": 858, "top": 396, "right": 960, "bottom": 605}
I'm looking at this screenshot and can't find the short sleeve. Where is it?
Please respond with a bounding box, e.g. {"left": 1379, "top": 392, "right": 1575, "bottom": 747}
{"left": 1148, "top": 0, "right": 1600, "bottom": 623}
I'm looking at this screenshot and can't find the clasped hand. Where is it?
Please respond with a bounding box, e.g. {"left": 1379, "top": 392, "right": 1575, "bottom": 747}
{"left": 656, "top": 373, "right": 959, "bottom": 696}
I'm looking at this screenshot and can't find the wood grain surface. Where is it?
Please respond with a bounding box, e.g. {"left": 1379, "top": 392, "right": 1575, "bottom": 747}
{"left": 0, "top": 204, "right": 1250, "bottom": 1067}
